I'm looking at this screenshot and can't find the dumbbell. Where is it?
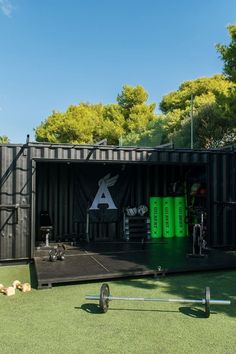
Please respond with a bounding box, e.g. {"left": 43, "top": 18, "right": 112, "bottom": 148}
{"left": 57, "top": 244, "right": 66, "bottom": 261}
{"left": 49, "top": 249, "right": 57, "bottom": 262}
{"left": 12, "top": 280, "right": 31, "bottom": 292}
{"left": 57, "top": 249, "right": 65, "bottom": 260}
{"left": 0, "top": 284, "right": 15, "bottom": 296}
{"left": 48, "top": 245, "right": 65, "bottom": 261}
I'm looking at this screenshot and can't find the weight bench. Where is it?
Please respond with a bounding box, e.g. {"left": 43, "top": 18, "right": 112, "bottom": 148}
{"left": 39, "top": 211, "right": 53, "bottom": 247}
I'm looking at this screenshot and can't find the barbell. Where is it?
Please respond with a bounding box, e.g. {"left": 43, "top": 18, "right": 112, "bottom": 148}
{"left": 85, "top": 283, "right": 231, "bottom": 318}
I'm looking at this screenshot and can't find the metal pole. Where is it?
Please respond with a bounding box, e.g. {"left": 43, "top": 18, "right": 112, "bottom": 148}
{"left": 190, "top": 94, "right": 194, "bottom": 149}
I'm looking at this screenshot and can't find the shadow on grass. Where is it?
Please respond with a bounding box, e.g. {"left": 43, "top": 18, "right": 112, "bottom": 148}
{"left": 78, "top": 303, "right": 103, "bottom": 314}
{"left": 80, "top": 303, "right": 209, "bottom": 317}
{"left": 179, "top": 306, "right": 208, "bottom": 318}
{"left": 115, "top": 270, "right": 235, "bottom": 318}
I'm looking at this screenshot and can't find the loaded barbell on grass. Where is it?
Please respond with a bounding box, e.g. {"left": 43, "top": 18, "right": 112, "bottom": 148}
{"left": 12, "top": 280, "right": 31, "bottom": 292}
{"left": 86, "top": 283, "right": 231, "bottom": 318}
{"left": 0, "top": 284, "right": 15, "bottom": 296}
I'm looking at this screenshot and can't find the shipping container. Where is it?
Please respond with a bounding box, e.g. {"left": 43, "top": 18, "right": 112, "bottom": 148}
{"left": 0, "top": 142, "right": 235, "bottom": 261}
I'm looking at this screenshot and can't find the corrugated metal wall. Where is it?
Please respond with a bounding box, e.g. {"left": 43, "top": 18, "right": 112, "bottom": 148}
{"left": 0, "top": 143, "right": 235, "bottom": 260}
{"left": 36, "top": 163, "right": 76, "bottom": 241}
{"left": 0, "top": 145, "right": 31, "bottom": 260}
{"left": 35, "top": 163, "right": 164, "bottom": 242}
{"left": 208, "top": 152, "right": 236, "bottom": 247}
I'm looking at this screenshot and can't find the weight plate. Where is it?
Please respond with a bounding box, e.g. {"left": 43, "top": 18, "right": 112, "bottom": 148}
{"left": 205, "top": 287, "right": 210, "bottom": 318}
{"left": 99, "top": 283, "right": 110, "bottom": 313}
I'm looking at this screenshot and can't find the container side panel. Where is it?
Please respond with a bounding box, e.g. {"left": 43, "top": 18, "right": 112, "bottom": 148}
{"left": 0, "top": 146, "right": 31, "bottom": 260}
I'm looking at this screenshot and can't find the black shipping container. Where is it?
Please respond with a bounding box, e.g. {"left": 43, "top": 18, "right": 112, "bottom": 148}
{"left": 0, "top": 142, "right": 235, "bottom": 261}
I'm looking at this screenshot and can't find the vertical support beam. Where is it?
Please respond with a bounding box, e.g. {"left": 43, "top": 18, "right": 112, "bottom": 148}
{"left": 30, "top": 159, "right": 37, "bottom": 258}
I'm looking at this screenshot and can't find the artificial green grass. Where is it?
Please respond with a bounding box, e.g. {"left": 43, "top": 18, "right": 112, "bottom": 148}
{"left": 0, "top": 265, "right": 235, "bottom": 354}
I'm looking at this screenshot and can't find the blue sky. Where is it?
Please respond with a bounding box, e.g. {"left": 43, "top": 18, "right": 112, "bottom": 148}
{"left": 0, "top": 0, "right": 236, "bottom": 143}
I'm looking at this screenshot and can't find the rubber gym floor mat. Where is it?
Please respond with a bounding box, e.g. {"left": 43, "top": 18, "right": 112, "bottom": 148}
{"left": 33, "top": 238, "right": 236, "bottom": 289}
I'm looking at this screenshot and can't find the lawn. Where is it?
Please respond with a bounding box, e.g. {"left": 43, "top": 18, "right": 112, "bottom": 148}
{"left": 0, "top": 264, "right": 235, "bottom": 354}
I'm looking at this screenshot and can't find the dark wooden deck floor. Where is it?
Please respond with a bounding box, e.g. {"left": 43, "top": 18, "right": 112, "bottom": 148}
{"left": 34, "top": 238, "right": 236, "bottom": 289}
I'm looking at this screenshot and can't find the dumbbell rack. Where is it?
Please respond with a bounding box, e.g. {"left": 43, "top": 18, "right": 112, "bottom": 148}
{"left": 123, "top": 215, "right": 150, "bottom": 241}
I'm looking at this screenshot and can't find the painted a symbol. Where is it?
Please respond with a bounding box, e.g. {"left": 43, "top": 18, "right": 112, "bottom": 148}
{"left": 89, "top": 173, "right": 119, "bottom": 210}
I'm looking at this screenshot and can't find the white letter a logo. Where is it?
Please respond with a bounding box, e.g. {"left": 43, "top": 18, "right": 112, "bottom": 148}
{"left": 89, "top": 174, "right": 119, "bottom": 210}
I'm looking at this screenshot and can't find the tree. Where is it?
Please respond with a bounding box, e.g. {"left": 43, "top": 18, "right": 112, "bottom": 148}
{"left": 35, "top": 104, "right": 102, "bottom": 144}
{"left": 117, "top": 85, "right": 149, "bottom": 114}
{"left": 171, "top": 104, "right": 236, "bottom": 148}
{"left": 35, "top": 85, "right": 159, "bottom": 146}
{"left": 117, "top": 85, "right": 159, "bottom": 145}
{"left": 35, "top": 103, "right": 125, "bottom": 145}
{"left": 0, "top": 135, "right": 10, "bottom": 144}
{"left": 216, "top": 25, "right": 236, "bottom": 82}
{"left": 158, "top": 75, "right": 236, "bottom": 147}
{"left": 100, "top": 104, "right": 125, "bottom": 145}
{"left": 122, "top": 118, "right": 165, "bottom": 147}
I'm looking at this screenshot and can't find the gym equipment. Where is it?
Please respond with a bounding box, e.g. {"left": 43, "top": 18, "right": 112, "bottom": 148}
{"left": 188, "top": 209, "right": 207, "bottom": 257}
{"left": 174, "top": 196, "right": 187, "bottom": 237}
{"left": 123, "top": 208, "right": 150, "bottom": 241}
{"left": 126, "top": 207, "right": 137, "bottom": 216}
{"left": 137, "top": 205, "right": 148, "bottom": 217}
{"left": 99, "top": 283, "right": 110, "bottom": 313}
{"left": 150, "top": 197, "right": 163, "bottom": 238}
{"left": 57, "top": 249, "right": 65, "bottom": 260}
{"left": 163, "top": 197, "right": 175, "bottom": 238}
{"left": 86, "top": 283, "right": 231, "bottom": 318}
{"left": 0, "top": 284, "right": 15, "bottom": 296}
{"left": 57, "top": 244, "right": 66, "bottom": 260}
{"left": 12, "top": 280, "right": 31, "bottom": 292}
{"left": 153, "top": 266, "right": 167, "bottom": 279}
{"left": 39, "top": 211, "right": 53, "bottom": 248}
{"left": 49, "top": 249, "right": 58, "bottom": 262}
{"left": 48, "top": 244, "right": 66, "bottom": 262}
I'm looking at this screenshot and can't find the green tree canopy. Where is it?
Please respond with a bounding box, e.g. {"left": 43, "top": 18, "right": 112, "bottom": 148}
{"left": 35, "top": 103, "right": 103, "bottom": 144}
{"left": 117, "top": 85, "right": 159, "bottom": 146}
{"left": 35, "top": 85, "right": 158, "bottom": 145}
{"left": 122, "top": 118, "right": 165, "bottom": 147}
{"left": 160, "top": 75, "right": 233, "bottom": 114}
{"left": 117, "top": 85, "right": 149, "bottom": 113}
{"left": 158, "top": 75, "right": 236, "bottom": 148}
{"left": 0, "top": 135, "right": 10, "bottom": 144}
{"left": 216, "top": 25, "right": 236, "bottom": 82}
{"left": 171, "top": 103, "right": 236, "bottom": 148}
